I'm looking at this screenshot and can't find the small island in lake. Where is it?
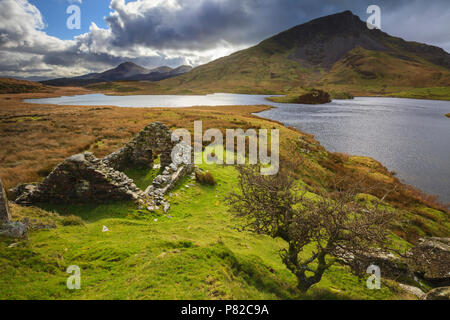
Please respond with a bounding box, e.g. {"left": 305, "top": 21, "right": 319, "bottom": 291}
{"left": 267, "top": 89, "right": 355, "bottom": 105}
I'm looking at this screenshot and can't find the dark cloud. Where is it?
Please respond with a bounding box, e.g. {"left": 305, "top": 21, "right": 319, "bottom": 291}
{"left": 0, "top": 0, "right": 449, "bottom": 78}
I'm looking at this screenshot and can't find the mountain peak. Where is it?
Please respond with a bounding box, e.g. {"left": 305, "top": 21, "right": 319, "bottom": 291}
{"left": 116, "top": 61, "right": 145, "bottom": 71}
{"left": 118, "top": 61, "right": 136, "bottom": 66}
{"left": 260, "top": 10, "right": 384, "bottom": 68}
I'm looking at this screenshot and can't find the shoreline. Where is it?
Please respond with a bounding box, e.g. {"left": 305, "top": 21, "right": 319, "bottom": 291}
{"left": 7, "top": 90, "right": 449, "bottom": 207}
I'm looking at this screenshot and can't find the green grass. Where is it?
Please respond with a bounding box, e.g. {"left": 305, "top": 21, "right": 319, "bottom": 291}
{"left": 0, "top": 161, "right": 407, "bottom": 300}
{"left": 387, "top": 87, "right": 450, "bottom": 101}
{"left": 266, "top": 95, "right": 303, "bottom": 104}
{"left": 82, "top": 35, "right": 450, "bottom": 101}
{"left": 123, "top": 167, "right": 161, "bottom": 190}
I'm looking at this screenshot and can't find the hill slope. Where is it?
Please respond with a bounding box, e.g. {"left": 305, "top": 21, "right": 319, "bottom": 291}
{"left": 148, "top": 10, "right": 450, "bottom": 95}
{"left": 0, "top": 78, "right": 52, "bottom": 94}
{"left": 2, "top": 100, "right": 448, "bottom": 299}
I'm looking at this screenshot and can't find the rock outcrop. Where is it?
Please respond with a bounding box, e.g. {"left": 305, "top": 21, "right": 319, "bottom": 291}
{"left": 15, "top": 152, "right": 144, "bottom": 205}
{"left": 0, "top": 221, "right": 27, "bottom": 238}
{"left": 423, "top": 286, "right": 450, "bottom": 300}
{"left": 406, "top": 237, "right": 450, "bottom": 286}
{"left": 103, "top": 122, "right": 175, "bottom": 170}
{"left": 0, "top": 178, "right": 11, "bottom": 223}
{"left": 398, "top": 283, "right": 425, "bottom": 299}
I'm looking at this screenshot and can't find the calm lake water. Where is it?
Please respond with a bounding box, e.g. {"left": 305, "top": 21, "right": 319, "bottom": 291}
{"left": 26, "top": 93, "right": 450, "bottom": 203}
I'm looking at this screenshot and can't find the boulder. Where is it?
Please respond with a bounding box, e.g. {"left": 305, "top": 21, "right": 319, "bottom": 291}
{"left": 398, "top": 283, "right": 425, "bottom": 299}
{"left": 407, "top": 237, "right": 450, "bottom": 286}
{"left": 423, "top": 286, "right": 450, "bottom": 300}
{"left": 336, "top": 247, "right": 412, "bottom": 281}
{"left": 0, "top": 221, "right": 27, "bottom": 238}
{"left": 0, "top": 178, "right": 11, "bottom": 223}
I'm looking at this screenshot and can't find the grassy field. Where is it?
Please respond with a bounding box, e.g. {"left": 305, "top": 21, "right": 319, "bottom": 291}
{"left": 0, "top": 78, "right": 53, "bottom": 94}
{"left": 386, "top": 87, "right": 450, "bottom": 101}
{"left": 0, "top": 89, "right": 449, "bottom": 300}
{"left": 2, "top": 159, "right": 424, "bottom": 300}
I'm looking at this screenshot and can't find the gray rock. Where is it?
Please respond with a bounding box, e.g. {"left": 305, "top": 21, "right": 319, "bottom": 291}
{"left": 0, "top": 178, "right": 11, "bottom": 223}
{"left": 398, "top": 283, "right": 425, "bottom": 299}
{"left": 423, "top": 286, "right": 450, "bottom": 300}
{"left": 0, "top": 221, "right": 27, "bottom": 238}
{"left": 407, "top": 237, "right": 450, "bottom": 285}
{"left": 163, "top": 202, "right": 170, "bottom": 213}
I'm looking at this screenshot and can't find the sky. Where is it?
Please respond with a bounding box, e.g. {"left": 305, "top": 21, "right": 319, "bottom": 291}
{"left": 0, "top": 0, "right": 449, "bottom": 79}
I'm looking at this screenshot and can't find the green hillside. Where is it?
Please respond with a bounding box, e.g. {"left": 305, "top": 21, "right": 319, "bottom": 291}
{"left": 91, "top": 11, "right": 450, "bottom": 99}
{"left": 0, "top": 163, "right": 399, "bottom": 300}
{"left": 0, "top": 78, "right": 52, "bottom": 94}
{"left": 1, "top": 104, "right": 448, "bottom": 300}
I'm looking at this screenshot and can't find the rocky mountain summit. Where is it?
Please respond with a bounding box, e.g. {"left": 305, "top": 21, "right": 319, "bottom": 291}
{"left": 156, "top": 10, "right": 450, "bottom": 94}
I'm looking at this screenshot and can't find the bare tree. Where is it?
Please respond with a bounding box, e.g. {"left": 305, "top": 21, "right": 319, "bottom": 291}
{"left": 226, "top": 165, "right": 396, "bottom": 292}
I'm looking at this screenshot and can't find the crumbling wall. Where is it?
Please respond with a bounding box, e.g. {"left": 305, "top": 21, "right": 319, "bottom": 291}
{"left": 146, "top": 142, "right": 194, "bottom": 195}
{"left": 103, "top": 122, "right": 175, "bottom": 170}
{"left": 13, "top": 122, "right": 193, "bottom": 209}
{"left": 15, "top": 152, "right": 144, "bottom": 205}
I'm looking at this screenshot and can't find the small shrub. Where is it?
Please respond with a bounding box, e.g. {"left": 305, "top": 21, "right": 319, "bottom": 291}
{"left": 61, "top": 215, "right": 85, "bottom": 226}
{"left": 195, "top": 170, "right": 216, "bottom": 186}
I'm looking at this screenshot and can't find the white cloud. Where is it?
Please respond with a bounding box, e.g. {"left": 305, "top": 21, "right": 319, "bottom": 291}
{"left": 0, "top": 0, "right": 448, "bottom": 79}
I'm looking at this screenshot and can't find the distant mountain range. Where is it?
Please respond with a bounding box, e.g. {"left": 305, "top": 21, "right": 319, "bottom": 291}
{"left": 154, "top": 10, "right": 450, "bottom": 95}
{"left": 42, "top": 62, "right": 193, "bottom": 86}
{"left": 9, "top": 10, "right": 450, "bottom": 98}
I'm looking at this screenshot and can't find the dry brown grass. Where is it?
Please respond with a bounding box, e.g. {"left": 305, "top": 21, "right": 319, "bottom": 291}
{"left": 0, "top": 87, "right": 274, "bottom": 193}
{"left": 0, "top": 86, "right": 448, "bottom": 240}
{"left": 0, "top": 77, "right": 52, "bottom": 94}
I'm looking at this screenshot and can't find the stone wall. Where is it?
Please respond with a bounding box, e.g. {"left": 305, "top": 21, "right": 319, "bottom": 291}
{"left": 0, "top": 178, "right": 11, "bottom": 223}
{"left": 15, "top": 152, "right": 145, "bottom": 205}
{"left": 13, "top": 122, "right": 193, "bottom": 209}
{"left": 103, "top": 122, "right": 176, "bottom": 171}
{"left": 146, "top": 142, "right": 194, "bottom": 196}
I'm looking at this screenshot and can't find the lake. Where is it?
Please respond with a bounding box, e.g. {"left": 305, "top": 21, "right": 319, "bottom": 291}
{"left": 25, "top": 93, "right": 450, "bottom": 203}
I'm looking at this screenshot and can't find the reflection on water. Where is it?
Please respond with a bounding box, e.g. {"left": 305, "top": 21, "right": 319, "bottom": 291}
{"left": 26, "top": 94, "right": 450, "bottom": 203}
{"left": 25, "top": 93, "right": 271, "bottom": 108}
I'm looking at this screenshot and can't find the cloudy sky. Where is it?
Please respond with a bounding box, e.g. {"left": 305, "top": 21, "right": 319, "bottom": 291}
{"left": 0, "top": 0, "right": 449, "bottom": 79}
